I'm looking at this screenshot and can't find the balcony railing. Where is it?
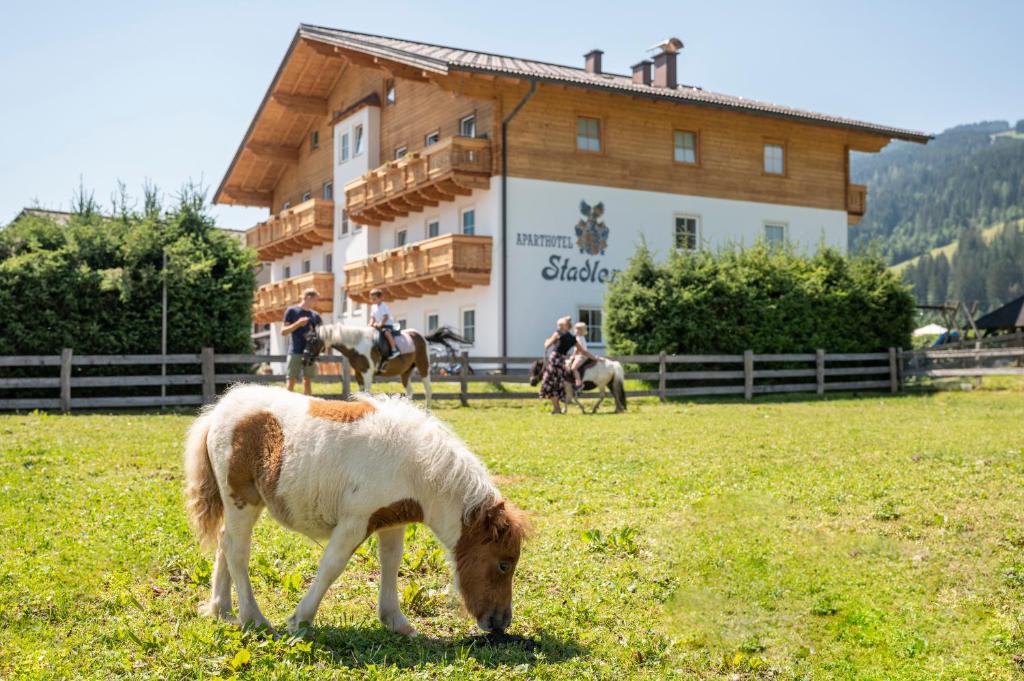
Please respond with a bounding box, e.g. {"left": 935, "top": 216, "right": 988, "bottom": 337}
{"left": 847, "top": 183, "right": 867, "bottom": 224}
{"left": 343, "top": 233, "right": 492, "bottom": 303}
{"left": 344, "top": 136, "right": 492, "bottom": 226}
{"left": 252, "top": 272, "right": 334, "bottom": 324}
{"left": 245, "top": 198, "right": 334, "bottom": 261}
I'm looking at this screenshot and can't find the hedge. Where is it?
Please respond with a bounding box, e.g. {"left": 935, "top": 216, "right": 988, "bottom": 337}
{"left": 0, "top": 194, "right": 256, "bottom": 356}
{"left": 604, "top": 243, "right": 915, "bottom": 356}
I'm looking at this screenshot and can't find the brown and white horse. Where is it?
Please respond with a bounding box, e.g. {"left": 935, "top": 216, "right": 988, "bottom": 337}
{"left": 185, "top": 384, "right": 529, "bottom": 635}
{"left": 305, "top": 324, "right": 467, "bottom": 408}
{"left": 529, "top": 357, "right": 628, "bottom": 414}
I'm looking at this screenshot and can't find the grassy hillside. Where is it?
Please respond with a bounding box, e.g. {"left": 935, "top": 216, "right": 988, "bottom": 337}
{"left": 850, "top": 120, "right": 1024, "bottom": 264}
{"left": 889, "top": 220, "right": 1015, "bottom": 274}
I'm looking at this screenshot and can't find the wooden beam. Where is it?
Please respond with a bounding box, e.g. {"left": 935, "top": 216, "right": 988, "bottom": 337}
{"left": 271, "top": 92, "right": 328, "bottom": 116}
{"left": 246, "top": 141, "right": 299, "bottom": 163}
{"left": 222, "top": 187, "right": 273, "bottom": 207}
{"left": 301, "top": 39, "right": 345, "bottom": 60}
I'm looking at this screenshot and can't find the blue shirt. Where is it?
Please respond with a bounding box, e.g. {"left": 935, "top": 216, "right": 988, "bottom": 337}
{"left": 283, "top": 305, "right": 322, "bottom": 354}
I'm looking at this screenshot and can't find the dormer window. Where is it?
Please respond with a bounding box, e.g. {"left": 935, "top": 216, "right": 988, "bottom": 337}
{"left": 764, "top": 143, "right": 785, "bottom": 175}
{"left": 459, "top": 114, "right": 476, "bottom": 138}
{"left": 310, "top": 130, "right": 320, "bottom": 150}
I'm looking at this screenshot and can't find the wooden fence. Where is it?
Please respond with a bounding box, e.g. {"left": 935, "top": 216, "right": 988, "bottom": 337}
{"left": 1, "top": 342, "right": 1021, "bottom": 412}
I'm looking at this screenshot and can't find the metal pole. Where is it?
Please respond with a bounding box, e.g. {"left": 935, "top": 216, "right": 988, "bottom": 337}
{"left": 161, "top": 249, "right": 168, "bottom": 400}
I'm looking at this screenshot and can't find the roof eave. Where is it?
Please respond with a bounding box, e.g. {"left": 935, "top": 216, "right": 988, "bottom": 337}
{"left": 214, "top": 30, "right": 304, "bottom": 207}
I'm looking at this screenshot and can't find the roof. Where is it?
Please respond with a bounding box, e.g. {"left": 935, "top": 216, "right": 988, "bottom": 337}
{"left": 974, "top": 295, "right": 1024, "bottom": 330}
{"left": 10, "top": 208, "right": 74, "bottom": 225}
{"left": 298, "top": 24, "right": 931, "bottom": 144}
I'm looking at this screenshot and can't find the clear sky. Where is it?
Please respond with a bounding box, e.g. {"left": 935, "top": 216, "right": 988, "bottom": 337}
{"left": 1, "top": 0, "right": 1021, "bottom": 229}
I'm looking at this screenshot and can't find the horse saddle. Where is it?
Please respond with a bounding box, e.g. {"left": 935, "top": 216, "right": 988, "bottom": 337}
{"left": 375, "top": 329, "right": 415, "bottom": 358}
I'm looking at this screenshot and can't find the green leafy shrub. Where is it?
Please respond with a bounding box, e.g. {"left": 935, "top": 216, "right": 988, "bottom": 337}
{"left": 605, "top": 242, "right": 914, "bottom": 355}
{"left": 0, "top": 187, "right": 256, "bottom": 356}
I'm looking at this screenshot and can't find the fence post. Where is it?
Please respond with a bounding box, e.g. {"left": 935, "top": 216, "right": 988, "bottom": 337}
{"left": 342, "top": 356, "right": 351, "bottom": 399}
{"left": 459, "top": 351, "right": 469, "bottom": 407}
{"left": 815, "top": 349, "right": 825, "bottom": 395}
{"left": 896, "top": 347, "right": 905, "bottom": 391}
{"left": 60, "top": 348, "right": 73, "bottom": 413}
{"left": 201, "top": 347, "right": 215, "bottom": 404}
{"left": 743, "top": 350, "right": 754, "bottom": 401}
{"left": 658, "top": 351, "right": 667, "bottom": 402}
{"left": 888, "top": 347, "right": 899, "bottom": 393}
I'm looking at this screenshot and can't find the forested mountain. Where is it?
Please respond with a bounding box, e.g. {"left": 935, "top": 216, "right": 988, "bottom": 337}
{"left": 849, "top": 120, "right": 1024, "bottom": 263}
{"left": 899, "top": 220, "right": 1024, "bottom": 312}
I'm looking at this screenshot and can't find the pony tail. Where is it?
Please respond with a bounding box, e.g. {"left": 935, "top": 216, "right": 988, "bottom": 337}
{"left": 184, "top": 412, "right": 223, "bottom": 551}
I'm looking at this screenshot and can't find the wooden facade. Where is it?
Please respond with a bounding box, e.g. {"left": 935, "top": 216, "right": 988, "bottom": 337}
{"left": 252, "top": 271, "right": 334, "bottom": 323}
{"left": 343, "top": 233, "right": 492, "bottom": 303}
{"left": 344, "top": 136, "right": 492, "bottom": 226}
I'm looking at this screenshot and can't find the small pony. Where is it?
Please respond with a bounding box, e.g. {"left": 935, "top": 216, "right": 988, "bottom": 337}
{"left": 185, "top": 384, "right": 530, "bottom": 636}
{"left": 529, "top": 357, "right": 628, "bottom": 413}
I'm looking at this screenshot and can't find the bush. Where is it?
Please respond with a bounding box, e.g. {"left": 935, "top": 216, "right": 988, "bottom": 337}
{"left": 604, "top": 243, "right": 914, "bottom": 355}
{"left": 0, "top": 188, "right": 256, "bottom": 355}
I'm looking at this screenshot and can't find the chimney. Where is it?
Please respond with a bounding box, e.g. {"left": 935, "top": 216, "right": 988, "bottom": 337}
{"left": 584, "top": 49, "right": 603, "bottom": 75}
{"left": 650, "top": 37, "right": 684, "bottom": 89}
{"left": 631, "top": 60, "right": 653, "bottom": 86}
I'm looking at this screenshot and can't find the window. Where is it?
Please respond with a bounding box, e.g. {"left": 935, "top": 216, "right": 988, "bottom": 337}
{"left": 323, "top": 182, "right": 333, "bottom": 200}
{"left": 460, "top": 208, "right": 475, "bottom": 235}
{"left": 764, "top": 143, "right": 785, "bottom": 175}
{"left": 396, "top": 229, "right": 407, "bottom": 247}
{"left": 425, "top": 131, "right": 440, "bottom": 146}
{"left": 674, "top": 215, "right": 699, "bottom": 251}
{"left": 302, "top": 191, "right": 311, "bottom": 202}
{"left": 396, "top": 318, "right": 407, "bottom": 331}
{"left": 578, "top": 307, "right": 604, "bottom": 345}
{"left": 674, "top": 130, "right": 697, "bottom": 164}
{"left": 426, "top": 312, "right": 439, "bottom": 332}
{"left": 283, "top": 265, "right": 291, "bottom": 279}
{"left": 340, "top": 132, "right": 350, "bottom": 162}
{"left": 764, "top": 223, "right": 786, "bottom": 249}
{"left": 353, "top": 125, "right": 364, "bottom": 156}
{"left": 395, "top": 146, "right": 407, "bottom": 160}
{"left": 310, "top": 130, "right": 320, "bottom": 150}
{"left": 385, "top": 79, "right": 396, "bottom": 105}
{"left": 427, "top": 218, "right": 440, "bottom": 238}
{"left": 324, "top": 253, "right": 333, "bottom": 272}
{"left": 339, "top": 209, "right": 349, "bottom": 237}
{"left": 461, "top": 308, "right": 476, "bottom": 344}
{"left": 459, "top": 114, "right": 476, "bottom": 138}
{"left": 576, "top": 117, "right": 601, "bottom": 152}
{"left": 302, "top": 259, "right": 311, "bottom": 274}
{"left": 282, "top": 201, "right": 292, "bottom": 210}
{"left": 339, "top": 295, "right": 348, "bottom": 315}
{"left": 351, "top": 298, "right": 361, "bottom": 314}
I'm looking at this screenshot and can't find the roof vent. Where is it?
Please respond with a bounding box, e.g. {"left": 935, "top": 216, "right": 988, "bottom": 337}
{"left": 631, "top": 60, "right": 653, "bottom": 86}
{"left": 649, "top": 37, "right": 683, "bottom": 89}
{"left": 584, "top": 49, "right": 603, "bottom": 75}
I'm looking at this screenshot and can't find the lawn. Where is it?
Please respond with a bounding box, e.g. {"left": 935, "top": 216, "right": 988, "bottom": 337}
{"left": 2, "top": 386, "right": 1024, "bottom": 679}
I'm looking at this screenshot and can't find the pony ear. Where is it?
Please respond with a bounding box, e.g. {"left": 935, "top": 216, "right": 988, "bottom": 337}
{"left": 484, "top": 500, "right": 533, "bottom": 542}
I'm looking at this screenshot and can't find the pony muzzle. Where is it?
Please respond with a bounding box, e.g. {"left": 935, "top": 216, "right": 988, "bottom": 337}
{"left": 477, "top": 607, "right": 512, "bottom": 633}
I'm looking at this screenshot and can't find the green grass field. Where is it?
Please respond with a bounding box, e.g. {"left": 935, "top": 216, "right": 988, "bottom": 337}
{"left": 2, "top": 385, "right": 1024, "bottom": 679}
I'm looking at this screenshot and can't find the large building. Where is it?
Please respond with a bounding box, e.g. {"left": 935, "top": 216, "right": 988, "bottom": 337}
{"left": 215, "top": 25, "right": 928, "bottom": 358}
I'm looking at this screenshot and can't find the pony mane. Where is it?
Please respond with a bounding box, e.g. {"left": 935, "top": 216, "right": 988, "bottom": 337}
{"left": 362, "top": 394, "right": 498, "bottom": 521}
{"left": 319, "top": 322, "right": 368, "bottom": 350}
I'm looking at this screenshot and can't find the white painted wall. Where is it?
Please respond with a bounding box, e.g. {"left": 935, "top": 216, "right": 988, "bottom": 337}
{"left": 501, "top": 177, "right": 849, "bottom": 357}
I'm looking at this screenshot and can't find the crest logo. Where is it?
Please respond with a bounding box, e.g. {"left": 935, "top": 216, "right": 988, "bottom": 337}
{"left": 574, "top": 200, "right": 609, "bottom": 256}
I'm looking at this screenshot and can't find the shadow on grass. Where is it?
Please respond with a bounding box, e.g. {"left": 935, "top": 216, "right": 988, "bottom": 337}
{"left": 302, "top": 624, "right": 587, "bottom": 668}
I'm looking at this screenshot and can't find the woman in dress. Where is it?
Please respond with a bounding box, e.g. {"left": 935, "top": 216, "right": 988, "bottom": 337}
{"left": 539, "top": 316, "right": 578, "bottom": 414}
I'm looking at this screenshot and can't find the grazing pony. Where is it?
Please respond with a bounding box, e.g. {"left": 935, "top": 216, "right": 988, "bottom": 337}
{"left": 529, "top": 357, "right": 627, "bottom": 413}
{"left": 304, "top": 325, "right": 468, "bottom": 408}
{"left": 185, "top": 384, "right": 529, "bottom": 635}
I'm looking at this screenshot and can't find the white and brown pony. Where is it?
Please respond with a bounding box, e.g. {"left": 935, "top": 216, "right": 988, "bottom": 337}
{"left": 305, "top": 324, "right": 467, "bottom": 408}
{"left": 185, "top": 384, "right": 529, "bottom": 635}
{"left": 529, "top": 357, "right": 628, "bottom": 414}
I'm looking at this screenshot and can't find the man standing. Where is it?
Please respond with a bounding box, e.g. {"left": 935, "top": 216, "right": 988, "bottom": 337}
{"left": 281, "top": 287, "right": 323, "bottom": 395}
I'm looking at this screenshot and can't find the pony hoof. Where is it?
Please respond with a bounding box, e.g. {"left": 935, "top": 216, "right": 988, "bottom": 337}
{"left": 199, "top": 600, "right": 234, "bottom": 621}
{"left": 286, "top": 614, "right": 311, "bottom": 635}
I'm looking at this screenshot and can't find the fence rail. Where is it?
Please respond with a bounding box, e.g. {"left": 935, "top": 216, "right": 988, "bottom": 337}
{"left": 0, "top": 340, "right": 1021, "bottom": 412}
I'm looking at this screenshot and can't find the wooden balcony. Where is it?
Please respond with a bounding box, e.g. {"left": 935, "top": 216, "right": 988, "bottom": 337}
{"left": 847, "top": 184, "right": 867, "bottom": 225}
{"left": 344, "top": 136, "right": 492, "bottom": 226}
{"left": 344, "top": 233, "right": 492, "bottom": 303}
{"left": 245, "top": 198, "right": 334, "bottom": 261}
{"left": 252, "top": 272, "right": 334, "bottom": 324}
